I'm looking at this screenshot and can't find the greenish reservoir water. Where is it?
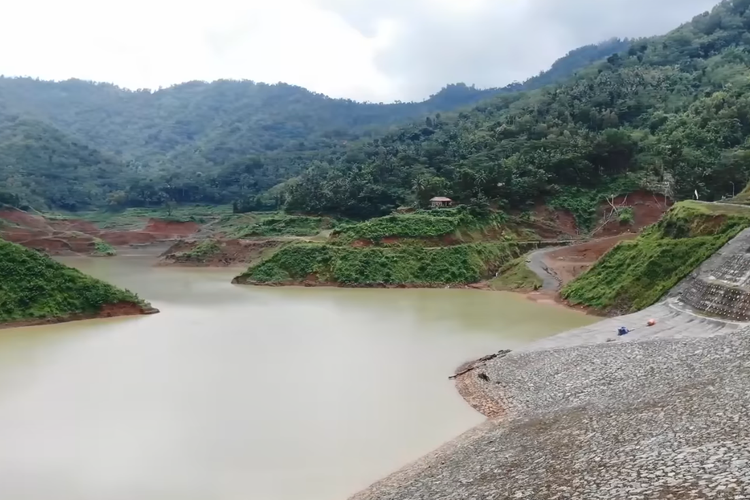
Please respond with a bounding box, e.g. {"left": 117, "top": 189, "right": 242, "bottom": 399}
{"left": 0, "top": 257, "right": 595, "bottom": 500}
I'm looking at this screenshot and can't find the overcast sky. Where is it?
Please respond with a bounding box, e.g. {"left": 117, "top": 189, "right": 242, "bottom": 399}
{"left": 1, "top": 0, "right": 720, "bottom": 102}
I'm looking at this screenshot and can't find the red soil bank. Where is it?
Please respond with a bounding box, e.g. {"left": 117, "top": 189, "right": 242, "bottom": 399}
{"left": 595, "top": 190, "right": 672, "bottom": 237}
{"left": 144, "top": 219, "right": 200, "bottom": 236}
{"left": 0, "top": 209, "right": 50, "bottom": 230}
{"left": 542, "top": 234, "right": 637, "bottom": 286}
{"left": 0, "top": 302, "right": 158, "bottom": 330}
{"left": 99, "top": 231, "right": 159, "bottom": 246}
{"left": 49, "top": 219, "right": 101, "bottom": 234}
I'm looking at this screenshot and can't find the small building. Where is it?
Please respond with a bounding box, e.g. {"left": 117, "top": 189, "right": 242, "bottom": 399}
{"left": 430, "top": 196, "right": 453, "bottom": 209}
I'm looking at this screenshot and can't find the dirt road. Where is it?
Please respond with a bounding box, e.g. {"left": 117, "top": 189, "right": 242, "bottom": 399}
{"left": 527, "top": 234, "right": 637, "bottom": 291}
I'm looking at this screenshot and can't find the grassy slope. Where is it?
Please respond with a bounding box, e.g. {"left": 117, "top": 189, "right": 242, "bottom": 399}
{"left": 236, "top": 242, "right": 525, "bottom": 286}
{"left": 562, "top": 201, "right": 750, "bottom": 314}
{"left": 490, "top": 256, "right": 543, "bottom": 292}
{"left": 228, "top": 215, "right": 333, "bottom": 238}
{"left": 331, "top": 209, "right": 519, "bottom": 245}
{"left": 0, "top": 239, "right": 146, "bottom": 323}
{"left": 236, "top": 208, "right": 554, "bottom": 286}
{"left": 59, "top": 204, "right": 233, "bottom": 230}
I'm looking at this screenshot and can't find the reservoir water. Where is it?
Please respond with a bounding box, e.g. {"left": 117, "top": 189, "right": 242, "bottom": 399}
{"left": 0, "top": 256, "right": 596, "bottom": 500}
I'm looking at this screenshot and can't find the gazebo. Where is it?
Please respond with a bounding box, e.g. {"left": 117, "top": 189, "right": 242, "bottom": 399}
{"left": 429, "top": 196, "right": 453, "bottom": 208}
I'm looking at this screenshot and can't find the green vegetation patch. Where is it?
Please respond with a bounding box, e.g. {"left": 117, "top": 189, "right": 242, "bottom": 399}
{"left": 231, "top": 215, "right": 329, "bottom": 238}
{"left": 334, "top": 214, "right": 463, "bottom": 242}
{"left": 490, "top": 256, "right": 543, "bottom": 292}
{"left": 182, "top": 240, "right": 222, "bottom": 262}
{"left": 238, "top": 241, "right": 525, "bottom": 286}
{"left": 92, "top": 239, "right": 117, "bottom": 256}
{"left": 67, "top": 205, "right": 229, "bottom": 230}
{"left": 618, "top": 207, "right": 634, "bottom": 225}
{"left": 547, "top": 177, "right": 641, "bottom": 232}
{"left": 0, "top": 239, "right": 144, "bottom": 323}
{"left": 562, "top": 201, "right": 750, "bottom": 314}
{"left": 333, "top": 210, "right": 510, "bottom": 244}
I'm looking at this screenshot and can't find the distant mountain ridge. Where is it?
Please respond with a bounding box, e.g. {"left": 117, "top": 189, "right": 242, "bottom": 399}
{"left": 282, "top": 0, "right": 750, "bottom": 218}
{"left": 0, "top": 38, "right": 631, "bottom": 210}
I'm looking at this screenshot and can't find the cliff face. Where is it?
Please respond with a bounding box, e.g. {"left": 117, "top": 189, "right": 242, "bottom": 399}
{"left": 0, "top": 239, "right": 157, "bottom": 328}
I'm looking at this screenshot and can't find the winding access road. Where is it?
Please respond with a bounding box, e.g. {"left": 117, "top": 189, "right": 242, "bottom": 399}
{"left": 525, "top": 246, "right": 565, "bottom": 291}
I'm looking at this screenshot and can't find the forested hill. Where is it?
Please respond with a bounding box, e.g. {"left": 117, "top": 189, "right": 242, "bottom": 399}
{"left": 0, "top": 113, "right": 127, "bottom": 210}
{"left": 285, "top": 0, "right": 750, "bottom": 218}
{"left": 0, "top": 38, "right": 630, "bottom": 211}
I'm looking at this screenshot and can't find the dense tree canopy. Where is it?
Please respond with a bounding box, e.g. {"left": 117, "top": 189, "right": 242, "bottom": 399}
{"left": 284, "top": 0, "right": 750, "bottom": 218}
{"left": 0, "top": 38, "right": 629, "bottom": 211}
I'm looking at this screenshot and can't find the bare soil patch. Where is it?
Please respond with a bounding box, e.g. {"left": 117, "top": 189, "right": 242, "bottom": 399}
{"left": 542, "top": 234, "right": 636, "bottom": 286}
{"left": 160, "top": 238, "right": 283, "bottom": 267}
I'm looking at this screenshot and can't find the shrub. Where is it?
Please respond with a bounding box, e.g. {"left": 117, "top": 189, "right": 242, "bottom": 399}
{"left": 93, "top": 239, "right": 117, "bottom": 256}
{"left": 237, "top": 241, "right": 525, "bottom": 286}
{"left": 0, "top": 239, "right": 144, "bottom": 323}
{"left": 184, "top": 240, "right": 222, "bottom": 262}
{"left": 231, "top": 216, "right": 327, "bottom": 238}
{"left": 618, "top": 207, "right": 634, "bottom": 225}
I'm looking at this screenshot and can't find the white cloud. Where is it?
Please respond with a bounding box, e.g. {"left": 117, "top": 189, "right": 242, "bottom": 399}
{"left": 320, "top": 0, "right": 720, "bottom": 100}
{"left": 0, "top": 0, "right": 393, "bottom": 101}
{"left": 0, "top": 0, "right": 722, "bottom": 102}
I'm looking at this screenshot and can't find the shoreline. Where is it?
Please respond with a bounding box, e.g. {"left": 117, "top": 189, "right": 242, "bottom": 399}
{"left": 452, "top": 351, "right": 512, "bottom": 420}
{"left": 352, "top": 329, "right": 750, "bottom": 500}
{"left": 351, "top": 300, "right": 750, "bottom": 498}
{"left": 234, "top": 277, "right": 602, "bottom": 316}
{"left": 0, "top": 302, "right": 159, "bottom": 331}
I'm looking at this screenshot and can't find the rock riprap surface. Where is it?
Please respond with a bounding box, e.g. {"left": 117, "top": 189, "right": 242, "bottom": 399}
{"left": 351, "top": 226, "right": 750, "bottom": 500}
{"left": 352, "top": 331, "right": 750, "bottom": 500}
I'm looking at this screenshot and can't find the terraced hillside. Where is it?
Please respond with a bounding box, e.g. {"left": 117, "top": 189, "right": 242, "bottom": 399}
{"left": 234, "top": 209, "right": 557, "bottom": 287}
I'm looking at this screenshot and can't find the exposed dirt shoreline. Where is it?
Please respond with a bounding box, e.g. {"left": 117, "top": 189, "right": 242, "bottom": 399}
{"left": 0, "top": 302, "right": 159, "bottom": 331}
{"left": 233, "top": 277, "right": 603, "bottom": 316}
{"left": 0, "top": 207, "right": 201, "bottom": 255}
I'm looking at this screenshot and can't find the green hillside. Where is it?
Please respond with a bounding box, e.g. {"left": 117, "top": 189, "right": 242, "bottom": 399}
{"left": 235, "top": 241, "right": 525, "bottom": 287}
{"left": 284, "top": 1, "right": 750, "bottom": 218}
{"left": 0, "top": 39, "right": 628, "bottom": 211}
{"left": 562, "top": 201, "right": 750, "bottom": 314}
{"left": 0, "top": 114, "right": 125, "bottom": 210}
{"left": 330, "top": 209, "right": 516, "bottom": 245}
{"left": 0, "top": 239, "right": 152, "bottom": 325}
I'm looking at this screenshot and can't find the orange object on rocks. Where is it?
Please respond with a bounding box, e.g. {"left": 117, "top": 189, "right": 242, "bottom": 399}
{"left": 647, "top": 319, "right": 656, "bottom": 327}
